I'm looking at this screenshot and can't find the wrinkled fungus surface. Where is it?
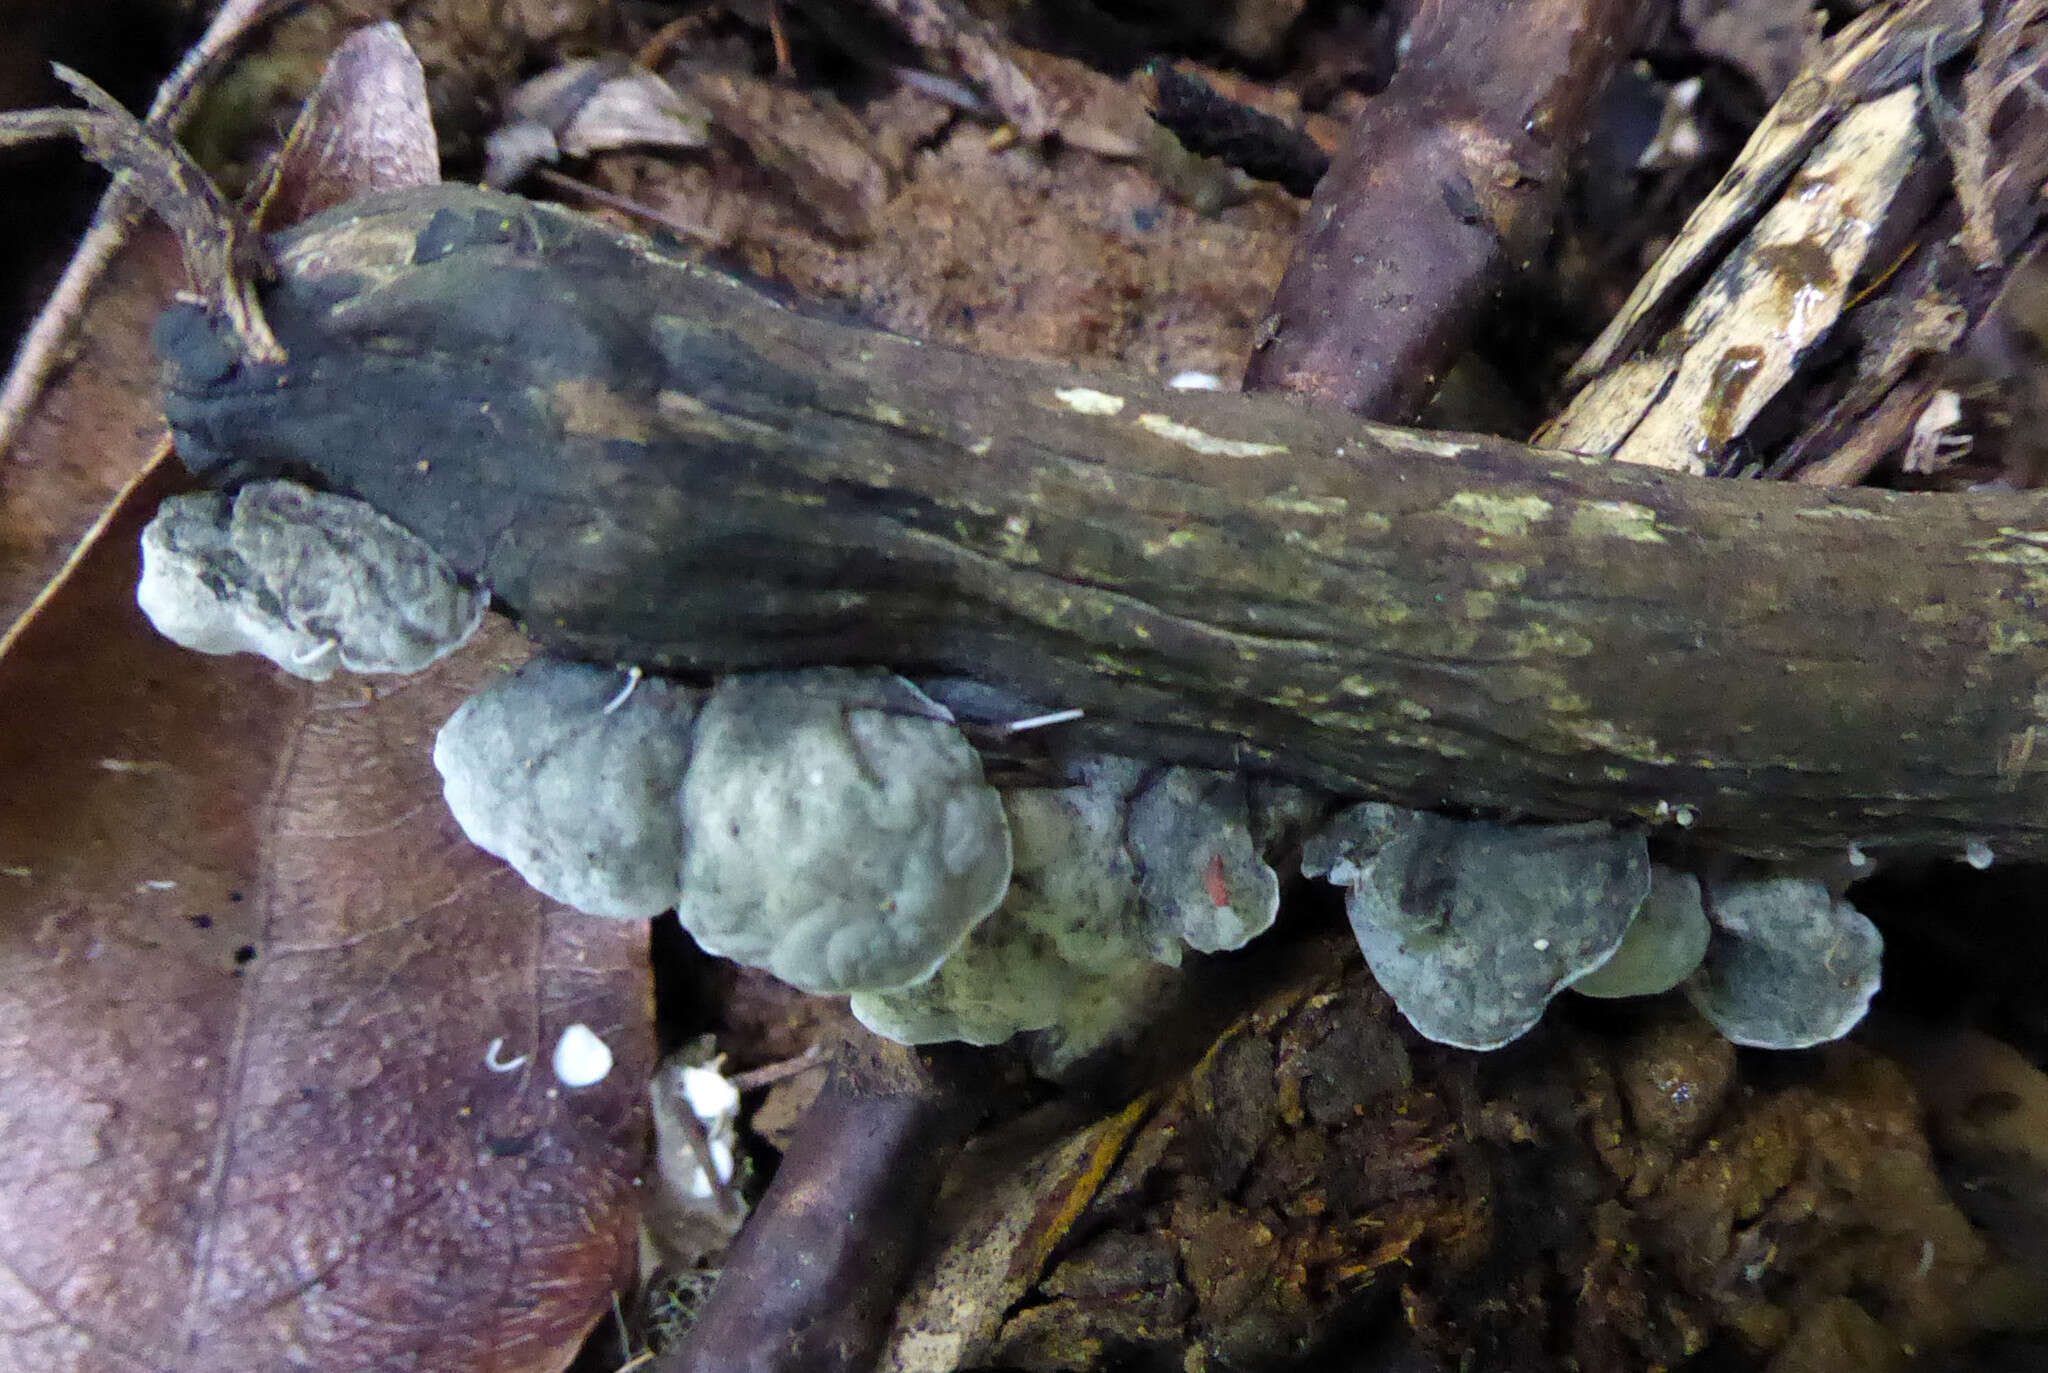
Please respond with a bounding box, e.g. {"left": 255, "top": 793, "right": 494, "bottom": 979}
{"left": 434, "top": 657, "right": 698, "bottom": 917}
{"left": 139, "top": 481, "right": 485, "bottom": 679}
{"left": 852, "top": 758, "right": 1157, "bottom": 1049}
{"left": 674, "top": 669, "right": 1012, "bottom": 995}
{"left": 1343, "top": 817, "right": 1651, "bottom": 1049}
{"left": 1128, "top": 767, "right": 1281, "bottom": 956}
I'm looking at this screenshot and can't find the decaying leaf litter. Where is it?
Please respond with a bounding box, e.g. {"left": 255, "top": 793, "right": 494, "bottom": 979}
{"left": 4, "top": 0, "right": 2048, "bottom": 1368}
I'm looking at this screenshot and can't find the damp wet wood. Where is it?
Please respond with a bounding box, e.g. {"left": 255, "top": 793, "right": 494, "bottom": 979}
{"left": 155, "top": 183, "right": 2048, "bottom": 862}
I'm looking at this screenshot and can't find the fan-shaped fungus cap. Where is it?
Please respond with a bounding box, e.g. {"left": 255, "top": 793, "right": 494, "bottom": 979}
{"left": 138, "top": 481, "right": 485, "bottom": 680}
{"left": 674, "top": 669, "right": 1012, "bottom": 996}
{"left": 1341, "top": 816, "right": 1651, "bottom": 1050}
{"left": 1684, "top": 877, "right": 1882, "bottom": 1049}
{"left": 851, "top": 757, "right": 1159, "bottom": 1049}
{"left": 1572, "top": 868, "right": 1711, "bottom": 1000}
{"left": 1128, "top": 767, "right": 1281, "bottom": 956}
{"left": 433, "top": 657, "right": 698, "bottom": 918}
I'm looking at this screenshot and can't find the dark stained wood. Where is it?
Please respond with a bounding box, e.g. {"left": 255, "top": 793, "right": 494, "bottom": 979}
{"left": 156, "top": 184, "right": 2048, "bottom": 861}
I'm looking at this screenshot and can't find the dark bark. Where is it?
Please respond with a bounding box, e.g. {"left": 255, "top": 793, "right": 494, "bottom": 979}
{"left": 156, "top": 185, "right": 2048, "bottom": 861}
{"left": 1149, "top": 65, "right": 1331, "bottom": 198}
{"left": 656, "top": 1036, "right": 988, "bottom": 1373}
{"left": 1240, "top": 0, "right": 1643, "bottom": 418}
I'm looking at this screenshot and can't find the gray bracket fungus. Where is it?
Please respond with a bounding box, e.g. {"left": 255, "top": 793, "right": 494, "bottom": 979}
{"left": 138, "top": 480, "right": 486, "bottom": 680}
{"left": 433, "top": 658, "right": 700, "bottom": 918}
{"left": 853, "top": 759, "right": 1321, "bottom": 1056}
{"left": 1127, "top": 767, "right": 1282, "bottom": 956}
{"left": 1570, "top": 868, "right": 1711, "bottom": 1000}
{"left": 851, "top": 757, "right": 1161, "bottom": 1050}
{"left": 1300, "top": 800, "right": 1419, "bottom": 888}
{"left": 1683, "top": 876, "right": 1883, "bottom": 1049}
{"left": 1339, "top": 815, "right": 1652, "bottom": 1051}
{"left": 674, "top": 669, "right": 1013, "bottom": 996}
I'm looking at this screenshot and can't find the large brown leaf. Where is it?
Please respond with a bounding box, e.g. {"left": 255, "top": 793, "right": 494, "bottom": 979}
{"left": 0, "top": 489, "right": 651, "bottom": 1371}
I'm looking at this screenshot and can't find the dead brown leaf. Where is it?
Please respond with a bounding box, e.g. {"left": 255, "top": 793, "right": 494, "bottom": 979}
{"left": 0, "top": 226, "right": 181, "bottom": 642}
{"left": 0, "top": 494, "right": 651, "bottom": 1372}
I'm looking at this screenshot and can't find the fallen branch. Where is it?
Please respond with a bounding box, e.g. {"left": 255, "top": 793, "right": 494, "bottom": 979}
{"left": 141, "top": 182, "right": 2048, "bottom": 863}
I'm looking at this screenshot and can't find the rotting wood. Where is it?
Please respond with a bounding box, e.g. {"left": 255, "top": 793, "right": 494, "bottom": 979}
{"left": 1564, "top": 0, "right": 1984, "bottom": 388}
{"left": 1542, "top": 87, "right": 1928, "bottom": 474}
{"left": 147, "top": 183, "right": 2048, "bottom": 863}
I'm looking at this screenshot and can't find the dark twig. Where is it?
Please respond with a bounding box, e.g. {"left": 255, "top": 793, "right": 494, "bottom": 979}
{"left": 1149, "top": 64, "right": 1330, "bottom": 198}
{"left": 0, "top": 70, "right": 279, "bottom": 363}
{"left": 151, "top": 181, "right": 2048, "bottom": 862}
{"left": 0, "top": 0, "right": 295, "bottom": 458}
{"left": 1242, "top": 0, "right": 1643, "bottom": 419}
{"left": 655, "top": 1034, "right": 992, "bottom": 1373}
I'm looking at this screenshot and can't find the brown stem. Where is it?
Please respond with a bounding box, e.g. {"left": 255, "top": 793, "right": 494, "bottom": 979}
{"left": 655, "top": 1035, "right": 990, "bottom": 1373}
{"left": 0, "top": 0, "right": 295, "bottom": 459}
{"left": 1242, "top": 0, "right": 1643, "bottom": 418}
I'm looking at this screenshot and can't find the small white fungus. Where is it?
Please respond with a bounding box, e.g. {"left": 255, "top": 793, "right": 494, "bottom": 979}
{"left": 1964, "top": 838, "right": 1995, "bottom": 870}
{"left": 552, "top": 1023, "right": 613, "bottom": 1087}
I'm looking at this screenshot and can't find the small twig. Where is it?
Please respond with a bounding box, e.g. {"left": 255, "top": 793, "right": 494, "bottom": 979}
{"left": 768, "top": 0, "right": 795, "bottom": 82}
{"left": 532, "top": 166, "right": 725, "bottom": 244}
{"left": 655, "top": 1035, "right": 992, "bottom": 1373}
{"left": 0, "top": 0, "right": 295, "bottom": 459}
{"left": 1148, "top": 64, "right": 1330, "bottom": 198}
{"left": 1243, "top": 0, "right": 1642, "bottom": 418}
{"left": 999, "top": 706, "right": 1084, "bottom": 735}
{"left": 725, "top": 1042, "right": 828, "bottom": 1092}
{"left": 0, "top": 71, "right": 279, "bottom": 363}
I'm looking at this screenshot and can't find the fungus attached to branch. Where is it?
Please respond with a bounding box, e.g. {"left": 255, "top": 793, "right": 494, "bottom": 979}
{"left": 851, "top": 758, "right": 1160, "bottom": 1052}
{"left": 1335, "top": 815, "right": 1652, "bottom": 1050}
{"left": 1300, "top": 800, "right": 1417, "bottom": 888}
{"left": 1571, "top": 868, "right": 1712, "bottom": 1000}
{"left": 853, "top": 757, "right": 1327, "bottom": 1058}
{"left": 1685, "top": 876, "right": 1883, "bottom": 1049}
{"left": 1128, "top": 766, "right": 1282, "bottom": 956}
{"left": 674, "top": 669, "right": 1013, "bottom": 996}
{"left": 433, "top": 657, "right": 699, "bottom": 918}
{"left": 138, "top": 481, "right": 486, "bottom": 680}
